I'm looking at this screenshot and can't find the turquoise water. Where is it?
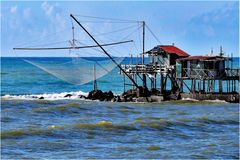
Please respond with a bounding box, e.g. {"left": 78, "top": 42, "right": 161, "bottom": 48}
{"left": 1, "top": 57, "right": 239, "bottom": 159}
{"left": 1, "top": 57, "right": 126, "bottom": 96}
{"left": 1, "top": 57, "right": 239, "bottom": 96}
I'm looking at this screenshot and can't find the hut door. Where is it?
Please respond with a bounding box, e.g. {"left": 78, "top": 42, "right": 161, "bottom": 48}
{"left": 176, "top": 62, "right": 182, "bottom": 78}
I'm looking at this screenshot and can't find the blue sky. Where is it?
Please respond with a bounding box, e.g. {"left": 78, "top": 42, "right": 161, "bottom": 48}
{"left": 1, "top": 1, "right": 239, "bottom": 57}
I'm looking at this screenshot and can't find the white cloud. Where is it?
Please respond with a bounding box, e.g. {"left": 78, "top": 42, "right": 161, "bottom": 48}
{"left": 40, "top": 2, "right": 67, "bottom": 39}
{"left": 10, "top": 5, "right": 17, "bottom": 14}
{"left": 41, "top": 1, "right": 54, "bottom": 15}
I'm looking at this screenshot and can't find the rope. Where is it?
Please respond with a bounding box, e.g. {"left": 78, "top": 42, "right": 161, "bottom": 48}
{"left": 80, "top": 24, "right": 140, "bottom": 57}
{"left": 98, "top": 25, "right": 142, "bottom": 57}
{"left": 76, "top": 21, "right": 139, "bottom": 24}
{"left": 146, "top": 24, "right": 162, "bottom": 44}
{"left": 92, "top": 24, "right": 137, "bottom": 36}
{"left": 74, "top": 14, "right": 140, "bottom": 23}
{"left": 23, "top": 40, "right": 69, "bottom": 48}
{"left": 14, "top": 28, "right": 72, "bottom": 47}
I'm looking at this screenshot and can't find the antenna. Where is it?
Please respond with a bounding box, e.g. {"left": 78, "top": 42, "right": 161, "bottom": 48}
{"left": 210, "top": 48, "right": 213, "bottom": 56}
{"left": 220, "top": 46, "right": 224, "bottom": 57}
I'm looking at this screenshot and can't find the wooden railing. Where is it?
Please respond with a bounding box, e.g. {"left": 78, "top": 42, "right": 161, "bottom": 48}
{"left": 120, "top": 64, "right": 167, "bottom": 74}
{"left": 178, "top": 68, "right": 240, "bottom": 79}
{"left": 225, "top": 68, "right": 240, "bottom": 77}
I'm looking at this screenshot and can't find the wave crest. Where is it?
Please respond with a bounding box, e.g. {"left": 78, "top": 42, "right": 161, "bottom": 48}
{"left": 1, "top": 91, "right": 88, "bottom": 100}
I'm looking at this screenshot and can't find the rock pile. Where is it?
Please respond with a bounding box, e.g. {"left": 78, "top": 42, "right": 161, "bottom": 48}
{"left": 86, "top": 90, "right": 114, "bottom": 101}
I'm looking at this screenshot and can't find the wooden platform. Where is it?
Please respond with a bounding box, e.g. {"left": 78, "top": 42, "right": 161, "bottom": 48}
{"left": 181, "top": 92, "right": 239, "bottom": 103}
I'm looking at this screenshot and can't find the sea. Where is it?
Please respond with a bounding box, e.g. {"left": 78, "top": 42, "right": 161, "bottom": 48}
{"left": 1, "top": 57, "right": 239, "bottom": 159}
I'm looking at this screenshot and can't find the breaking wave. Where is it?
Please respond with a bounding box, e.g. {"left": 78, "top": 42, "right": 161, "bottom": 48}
{"left": 1, "top": 91, "right": 88, "bottom": 100}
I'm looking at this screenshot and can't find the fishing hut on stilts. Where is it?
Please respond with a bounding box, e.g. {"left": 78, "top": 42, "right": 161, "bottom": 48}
{"left": 13, "top": 14, "right": 239, "bottom": 103}
{"left": 176, "top": 47, "right": 239, "bottom": 102}
{"left": 121, "top": 43, "right": 190, "bottom": 101}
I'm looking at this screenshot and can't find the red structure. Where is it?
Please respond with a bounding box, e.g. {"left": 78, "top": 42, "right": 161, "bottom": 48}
{"left": 147, "top": 45, "right": 189, "bottom": 66}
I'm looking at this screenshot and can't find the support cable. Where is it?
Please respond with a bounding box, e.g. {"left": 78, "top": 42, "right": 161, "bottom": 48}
{"left": 74, "top": 14, "right": 140, "bottom": 23}
{"left": 70, "top": 14, "right": 139, "bottom": 88}
{"left": 146, "top": 24, "right": 162, "bottom": 44}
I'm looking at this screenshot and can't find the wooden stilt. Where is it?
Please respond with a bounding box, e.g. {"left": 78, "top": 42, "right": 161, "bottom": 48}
{"left": 181, "top": 79, "right": 183, "bottom": 92}
{"left": 193, "top": 79, "right": 196, "bottom": 94}
{"left": 207, "top": 79, "right": 210, "bottom": 93}
{"left": 191, "top": 79, "right": 193, "bottom": 93}
{"left": 160, "top": 73, "right": 164, "bottom": 94}
{"left": 233, "top": 80, "right": 236, "bottom": 92}
{"left": 213, "top": 80, "right": 215, "bottom": 93}
{"left": 219, "top": 80, "right": 222, "bottom": 94}
{"left": 123, "top": 74, "right": 125, "bottom": 93}
{"left": 203, "top": 79, "right": 205, "bottom": 94}
{"left": 154, "top": 74, "right": 157, "bottom": 89}
{"left": 198, "top": 80, "right": 200, "bottom": 94}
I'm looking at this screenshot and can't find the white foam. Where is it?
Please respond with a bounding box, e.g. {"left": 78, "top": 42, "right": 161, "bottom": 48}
{"left": 204, "top": 99, "right": 227, "bottom": 103}
{"left": 182, "top": 97, "right": 227, "bottom": 103}
{"left": 1, "top": 91, "right": 88, "bottom": 100}
{"left": 181, "top": 98, "right": 199, "bottom": 101}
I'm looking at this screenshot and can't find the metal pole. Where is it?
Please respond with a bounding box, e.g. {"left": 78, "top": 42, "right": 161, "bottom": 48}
{"left": 93, "top": 64, "right": 97, "bottom": 91}
{"left": 70, "top": 14, "right": 139, "bottom": 88}
{"left": 142, "top": 21, "right": 145, "bottom": 65}
{"left": 72, "top": 21, "right": 75, "bottom": 47}
{"left": 142, "top": 21, "right": 146, "bottom": 87}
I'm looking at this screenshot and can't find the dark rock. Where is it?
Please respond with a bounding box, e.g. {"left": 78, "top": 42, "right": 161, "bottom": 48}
{"left": 150, "top": 88, "right": 159, "bottom": 95}
{"left": 122, "top": 89, "right": 137, "bottom": 99}
{"left": 111, "top": 97, "right": 116, "bottom": 102}
{"left": 87, "top": 90, "right": 116, "bottom": 101}
{"left": 64, "top": 94, "right": 72, "bottom": 98}
{"left": 137, "top": 86, "right": 150, "bottom": 97}
{"left": 79, "top": 95, "right": 86, "bottom": 99}
{"left": 108, "top": 91, "right": 114, "bottom": 99}
{"left": 92, "top": 90, "right": 104, "bottom": 100}
{"left": 117, "top": 96, "right": 122, "bottom": 102}
{"left": 103, "top": 91, "right": 114, "bottom": 101}
{"left": 39, "top": 96, "right": 44, "bottom": 99}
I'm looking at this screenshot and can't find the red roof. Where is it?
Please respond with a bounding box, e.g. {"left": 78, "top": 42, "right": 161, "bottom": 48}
{"left": 159, "top": 45, "right": 190, "bottom": 57}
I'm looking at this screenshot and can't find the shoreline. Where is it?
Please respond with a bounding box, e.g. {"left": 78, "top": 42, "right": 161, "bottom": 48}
{"left": 1, "top": 92, "right": 236, "bottom": 104}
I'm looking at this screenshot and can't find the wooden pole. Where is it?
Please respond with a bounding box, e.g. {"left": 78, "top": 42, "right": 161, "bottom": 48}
{"left": 142, "top": 21, "right": 146, "bottom": 88}
{"left": 13, "top": 40, "right": 133, "bottom": 50}
{"left": 219, "top": 80, "right": 222, "bottom": 94}
{"left": 123, "top": 74, "right": 126, "bottom": 93}
{"left": 234, "top": 80, "right": 236, "bottom": 92}
{"left": 203, "top": 79, "right": 205, "bottom": 94}
{"left": 207, "top": 79, "right": 210, "bottom": 93}
{"left": 160, "top": 73, "right": 164, "bottom": 94}
{"left": 93, "top": 64, "right": 97, "bottom": 91}
{"left": 227, "top": 80, "right": 229, "bottom": 93}
{"left": 154, "top": 74, "right": 157, "bottom": 89}
{"left": 70, "top": 14, "right": 139, "bottom": 89}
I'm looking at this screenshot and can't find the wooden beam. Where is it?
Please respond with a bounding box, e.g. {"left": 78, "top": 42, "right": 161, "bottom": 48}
{"left": 13, "top": 40, "right": 133, "bottom": 50}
